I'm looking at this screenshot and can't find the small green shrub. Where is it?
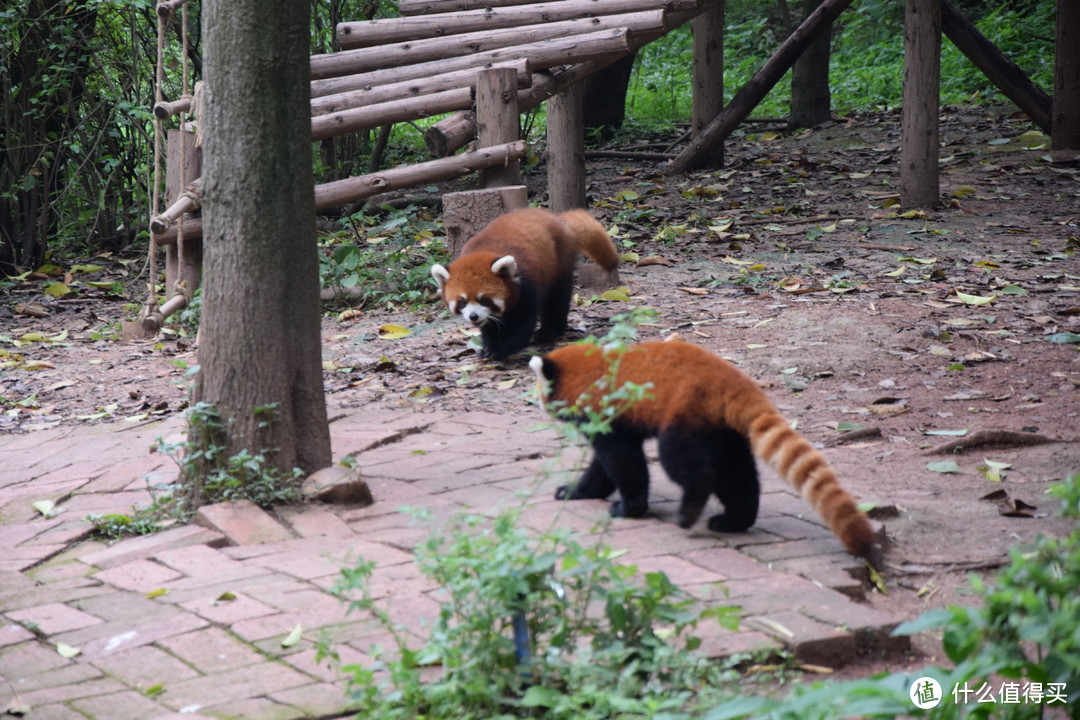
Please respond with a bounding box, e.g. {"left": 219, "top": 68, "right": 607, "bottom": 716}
{"left": 319, "top": 204, "right": 446, "bottom": 309}
{"left": 327, "top": 505, "right": 745, "bottom": 720}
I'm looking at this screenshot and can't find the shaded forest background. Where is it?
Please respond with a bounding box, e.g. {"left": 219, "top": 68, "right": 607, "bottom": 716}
{"left": 0, "top": 0, "right": 1055, "bottom": 275}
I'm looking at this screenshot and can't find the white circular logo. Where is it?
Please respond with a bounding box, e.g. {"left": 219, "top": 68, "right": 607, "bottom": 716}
{"left": 910, "top": 676, "right": 943, "bottom": 709}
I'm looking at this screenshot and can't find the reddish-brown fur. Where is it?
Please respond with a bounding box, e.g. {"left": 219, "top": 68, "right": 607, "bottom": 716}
{"left": 534, "top": 341, "right": 881, "bottom": 565}
{"left": 432, "top": 208, "right": 618, "bottom": 359}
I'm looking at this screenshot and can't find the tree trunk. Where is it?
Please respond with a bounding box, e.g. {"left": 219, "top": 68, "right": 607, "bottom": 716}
{"left": 1053, "top": 0, "right": 1080, "bottom": 151}
{"left": 789, "top": 0, "right": 832, "bottom": 128}
{"left": 899, "top": 0, "right": 940, "bottom": 209}
{"left": 193, "top": 0, "right": 331, "bottom": 506}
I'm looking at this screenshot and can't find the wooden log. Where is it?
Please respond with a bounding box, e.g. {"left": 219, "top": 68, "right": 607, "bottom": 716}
{"left": 899, "top": 0, "right": 941, "bottom": 209}
{"left": 314, "top": 140, "right": 527, "bottom": 209}
{"left": 338, "top": 0, "right": 701, "bottom": 49}
{"left": 1053, "top": 0, "right": 1080, "bottom": 150}
{"left": 546, "top": 83, "right": 586, "bottom": 211}
{"left": 691, "top": 0, "right": 725, "bottom": 168}
{"left": 154, "top": 216, "right": 202, "bottom": 246}
{"left": 476, "top": 68, "right": 522, "bottom": 187}
{"left": 311, "top": 27, "right": 633, "bottom": 98}
{"left": 154, "top": 95, "right": 193, "bottom": 120}
{"left": 399, "top": 0, "right": 556, "bottom": 16}
{"left": 311, "top": 12, "right": 662, "bottom": 80}
{"left": 941, "top": 1, "right": 1050, "bottom": 133}
{"left": 443, "top": 186, "right": 528, "bottom": 256}
{"left": 150, "top": 178, "right": 202, "bottom": 235}
{"left": 666, "top": 0, "right": 856, "bottom": 174}
{"left": 151, "top": 130, "right": 201, "bottom": 236}
{"left": 312, "top": 87, "right": 473, "bottom": 141}
{"left": 141, "top": 292, "right": 188, "bottom": 333}
{"left": 427, "top": 58, "right": 625, "bottom": 156}
{"left": 310, "top": 60, "right": 530, "bottom": 117}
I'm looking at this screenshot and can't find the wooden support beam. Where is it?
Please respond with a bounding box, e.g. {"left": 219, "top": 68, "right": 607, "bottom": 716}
{"left": 156, "top": 0, "right": 191, "bottom": 18}
{"left": 311, "top": 27, "right": 633, "bottom": 98}
{"left": 338, "top": 0, "right": 701, "bottom": 49}
{"left": 547, "top": 83, "right": 586, "bottom": 211}
{"left": 692, "top": 0, "right": 725, "bottom": 168}
{"left": 666, "top": 0, "right": 855, "bottom": 174}
{"left": 900, "top": 0, "right": 941, "bottom": 209}
{"left": 476, "top": 68, "right": 522, "bottom": 187}
{"left": 310, "top": 60, "right": 530, "bottom": 117}
{"left": 400, "top": 0, "right": 560, "bottom": 16}
{"left": 315, "top": 140, "right": 527, "bottom": 209}
{"left": 312, "top": 87, "right": 473, "bottom": 141}
{"left": 153, "top": 95, "right": 193, "bottom": 120}
{"left": 941, "top": 1, "right": 1050, "bottom": 133}
{"left": 311, "top": 12, "right": 661, "bottom": 80}
{"left": 1052, "top": 0, "right": 1080, "bottom": 150}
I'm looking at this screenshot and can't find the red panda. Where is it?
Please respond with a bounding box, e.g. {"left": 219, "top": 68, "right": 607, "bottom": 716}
{"left": 431, "top": 208, "right": 619, "bottom": 360}
{"left": 530, "top": 341, "right": 882, "bottom": 567}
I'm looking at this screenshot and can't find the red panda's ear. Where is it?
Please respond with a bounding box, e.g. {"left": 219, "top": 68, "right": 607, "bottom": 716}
{"left": 431, "top": 264, "right": 450, "bottom": 292}
{"left": 491, "top": 255, "right": 517, "bottom": 279}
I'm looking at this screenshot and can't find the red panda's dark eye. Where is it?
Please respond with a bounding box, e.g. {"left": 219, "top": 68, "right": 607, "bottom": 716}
{"left": 456, "top": 296, "right": 467, "bottom": 314}
{"left": 478, "top": 297, "right": 498, "bottom": 310}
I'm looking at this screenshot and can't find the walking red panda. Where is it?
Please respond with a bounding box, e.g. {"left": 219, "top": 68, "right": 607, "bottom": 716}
{"left": 530, "top": 340, "right": 883, "bottom": 567}
{"left": 431, "top": 208, "right": 619, "bottom": 360}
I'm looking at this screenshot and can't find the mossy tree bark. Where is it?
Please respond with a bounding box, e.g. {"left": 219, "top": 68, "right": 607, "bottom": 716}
{"left": 191, "top": 0, "right": 331, "bottom": 503}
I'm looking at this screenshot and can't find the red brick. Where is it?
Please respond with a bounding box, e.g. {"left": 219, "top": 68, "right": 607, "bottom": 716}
{"left": 745, "top": 610, "right": 856, "bottom": 667}
{"left": 155, "top": 661, "right": 314, "bottom": 712}
{"left": 78, "top": 525, "right": 226, "bottom": 570}
{"left": 92, "top": 559, "right": 184, "bottom": 592}
{"left": 270, "top": 682, "right": 350, "bottom": 717}
{"left": 156, "top": 570, "right": 298, "bottom": 607}
{"left": 0, "top": 544, "right": 68, "bottom": 572}
{"left": 7, "top": 603, "right": 102, "bottom": 635}
{"left": 71, "top": 689, "right": 172, "bottom": 720}
{"left": 195, "top": 499, "right": 294, "bottom": 545}
{"left": 280, "top": 646, "right": 369, "bottom": 683}
{"left": 89, "top": 645, "right": 200, "bottom": 689}
{"left": 195, "top": 696, "right": 310, "bottom": 720}
{"left": 54, "top": 608, "right": 207, "bottom": 660}
{"left": 6, "top": 702, "right": 89, "bottom": 720}
{"left": 152, "top": 543, "right": 245, "bottom": 575}
{"left": 683, "top": 547, "right": 775, "bottom": 580}
{"left": 276, "top": 505, "right": 355, "bottom": 539}
{"left": 180, "top": 591, "right": 278, "bottom": 625}
{"left": 224, "top": 536, "right": 412, "bottom": 568}
{"left": 0, "top": 622, "right": 34, "bottom": 648}
{"left": 155, "top": 626, "right": 264, "bottom": 674}
{"left": 623, "top": 555, "right": 728, "bottom": 587}
{"left": 18, "top": 677, "right": 133, "bottom": 712}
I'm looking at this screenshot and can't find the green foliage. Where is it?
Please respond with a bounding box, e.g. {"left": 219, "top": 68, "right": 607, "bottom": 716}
{"left": 626, "top": 0, "right": 1055, "bottom": 123}
{"left": 319, "top": 204, "right": 447, "bottom": 309}
{"left": 327, "top": 505, "right": 744, "bottom": 720}
{"left": 86, "top": 508, "right": 164, "bottom": 540}
{"left": 705, "top": 472, "right": 1080, "bottom": 719}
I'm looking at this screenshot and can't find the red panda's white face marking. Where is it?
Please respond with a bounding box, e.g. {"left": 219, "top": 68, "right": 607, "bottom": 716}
{"left": 431, "top": 256, "right": 515, "bottom": 328}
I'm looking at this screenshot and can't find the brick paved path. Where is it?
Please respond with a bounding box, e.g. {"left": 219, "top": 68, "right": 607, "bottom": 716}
{"left": 0, "top": 405, "right": 904, "bottom": 719}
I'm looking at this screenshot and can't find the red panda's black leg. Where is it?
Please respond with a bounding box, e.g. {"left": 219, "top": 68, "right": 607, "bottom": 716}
{"left": 706, "top": 430, "right": 760, "bottom": 533}
{"left": 555, "top": 430, "right": 650, "bottom": 519}
{"left": 657, "top": 428, "right": 713, "bottom": 528}
{"left": 535, "top": 275, "right": 573, "bottom": 342}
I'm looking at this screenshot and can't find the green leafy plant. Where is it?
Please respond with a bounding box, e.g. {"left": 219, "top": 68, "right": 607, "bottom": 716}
{"left": 319, "top": 205, "right": 447, "bottom": 309}
{"left": 326, "top": 504, "right": 744, "bottom": 720}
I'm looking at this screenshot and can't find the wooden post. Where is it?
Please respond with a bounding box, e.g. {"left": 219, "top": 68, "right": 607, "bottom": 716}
{"left": 692, "top": 0, "right": 724, "bottom": 168}
{"left": 899, "top": 0, "right": 940, "bottom": 209}
{"left": 443, "top": 186, "right": 528, "bottom": 257}
{"left": 790, "top": 0, "right": 832, "bottom": 128}
{"left": 942, "top": 2, "right": 1050, "bottom": 133}
{"left": 667, "top": 0, "right": 855, "bottom": 174}
{"left": 475, "top": 68, "right": 522, "bottom": 187}
{"left": 1053, "top": 0, "right": 1080, "bottom": 151}
{"left": 163, "top": 128, "right": 201, "bottom": 299}
{"left": 546, "top": 82, "right": 586, "bottom": 211}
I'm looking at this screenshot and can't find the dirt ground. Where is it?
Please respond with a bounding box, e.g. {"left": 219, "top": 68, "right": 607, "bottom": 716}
{"left": 2, "top": 107, "right": 1078, "bottom": 675}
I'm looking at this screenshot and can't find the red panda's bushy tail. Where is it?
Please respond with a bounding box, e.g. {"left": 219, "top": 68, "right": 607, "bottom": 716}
{"left": 559, "top": 210, "right": 619, "bottom": 272}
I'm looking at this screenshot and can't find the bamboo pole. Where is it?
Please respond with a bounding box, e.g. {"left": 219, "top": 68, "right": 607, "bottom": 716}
{"left": 338, "top": 0, "right": 700, "bottom": 49}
